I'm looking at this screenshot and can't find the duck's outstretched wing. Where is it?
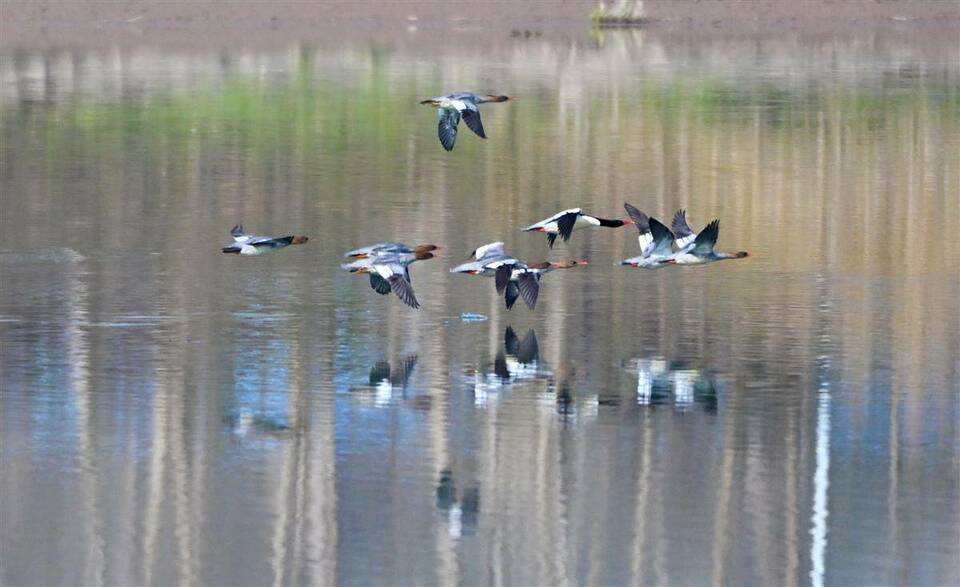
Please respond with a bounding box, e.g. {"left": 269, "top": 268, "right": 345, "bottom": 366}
{"left": 461, "top": 106, "right": 486, "bottom": 139}
{"left": 624, "top": 203, "right": 653, "bottom": 254}
{"left": 471, "top": 241, "right": 504, "bottom": 260}
{"left": 369, "top": 273, "right": 392, "bottom": 295}
{"left": 230, "top": 224, "right": 246, "bottom": 240}
{"left": 690, "top": 219, "right": 720, "bottom": 255}
{"left": 556, "top": 212, "right": 578, "bottom": 244}
{"left": 438, "top": 107, "right": 460, "bottom": 151}
{"left": 495, "top": 264, "right": 513, "bottom": 294}
{"left": 346, "top": 242, "right": 409, "bottom": 258}
{"left": 672, "top": 209, "right": 697, "bottom": 250}
{"left": 648, "top": 218, "right": 676, "bottom": 258}
{"left": 517, "top": 272, "right": 541, "bottom": 309}
{"left": 389, "top": 274, "right": 421, "bottom": 309}
{"left": 546, "top": 233, "right": 558, "bottom": 249}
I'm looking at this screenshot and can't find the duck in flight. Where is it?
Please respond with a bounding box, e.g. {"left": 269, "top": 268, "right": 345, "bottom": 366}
{"left": 663, "top": 219, "right": 749, "bottom": 265}
{"left": 449, "top": 242, "right": 523, "bottom": 277}
{"left": 344, "top": 242, "right": 439, "bottom": 259}
{"left": 221, "top": 225, "right": 309, "bottom": 255}
{"left": 495, "top": 260, "right": 588, "bottom": 310}
{"left": 419, "top": 93, "right": 510, "bottom": 151}
{"left": 341, "top": 247, "right": 435, "bottom": 309}
{"left": 619, "top": 203, "right": 676, "bottom": 269}
{"left": 522, "top": 208, "right": 634, "bottom": 249}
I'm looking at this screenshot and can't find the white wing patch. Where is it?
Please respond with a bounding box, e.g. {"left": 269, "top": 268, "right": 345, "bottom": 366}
{"left": 675, "top": 234, "right": 697, "bottom": 250}
{"left": 637, "top": 232, "right": 654, "bottom": 255}
{"left": 375, "top": 264, "right": 400, "bottom": 279}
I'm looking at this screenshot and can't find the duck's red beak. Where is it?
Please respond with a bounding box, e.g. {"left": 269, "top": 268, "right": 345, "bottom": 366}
{"left": 623, "top": 219, "right": 635, "bottom": 225}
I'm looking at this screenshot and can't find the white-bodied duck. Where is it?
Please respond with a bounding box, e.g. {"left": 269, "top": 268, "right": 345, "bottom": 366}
{"left": 522, "top": 208, "right": 634, "bottom": 249}
{"left": 620, "top": 203, "right": 676, "bottom": 269}
{"left": 419, "top": 92, "right": 510, "bottom": 151}
{"left": 221, "top": 225, "right": 309, "bottom": 255}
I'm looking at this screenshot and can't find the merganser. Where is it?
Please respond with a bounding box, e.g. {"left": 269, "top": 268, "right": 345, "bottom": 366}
{"left": 221, "top": 225, "right": 309, "bottom": 255}
{"left": 620, "top": 203, "right": 676, "bottom": 268}
{"left": 495, "top": 260, "right": 588, "bottom": 310}
{"left": 341, "top": 250, "right": 435, "bottom": 309}
{"left": 419, "top": 93, "right": 510, "bottom": 151}
{"left": 665, "top": 220, "right": 749, "bottom": 265}
{"left": 344, "top": 242, "right": 439, "bottom": 259}
{"left": 449, "top": 243, "right": 523, "bottom": 277}
{"left": 522, "top": 208, "right": 634, "bottom": 249}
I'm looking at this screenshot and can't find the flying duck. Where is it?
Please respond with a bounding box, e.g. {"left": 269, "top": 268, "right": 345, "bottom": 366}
{"left": 419, "top": 93, "right": 510, "bottom": 151}
{"left": 221, "top": 225, "right": 309, "bottom": 255}
{"left": 449, "top": 243, "right": 523, "bottom": 277}
{"left": 522, "top": 208, "right": 634, "bottom": 248}
{"left": 344, "top": 242, "right": 439, "bottom": 259}
{"left": 495, "top": 259, "right": 588, "bottom": 310}
{"left": 664, "top": 219, "right": 749, "bottom": 265}
{"left": 341, "top": 250, "right": 435, "bottom": 309}
{"left": 620, "top": 203, "right": 676, "bottom": 268}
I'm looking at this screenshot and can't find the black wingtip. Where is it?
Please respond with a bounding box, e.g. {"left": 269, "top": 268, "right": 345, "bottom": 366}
{"left": 672, "top": 209, "right": 694, "bottom": 237}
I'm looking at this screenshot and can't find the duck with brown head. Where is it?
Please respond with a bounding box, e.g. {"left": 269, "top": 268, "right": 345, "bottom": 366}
{"left": 221, "top": 225, "right": 310, "bottom": 256}
{"left": 340, "top": 245, "right": 438, "bottom": 310}
{"left": 344, "top": 242, "right": 440, "bottom": 259}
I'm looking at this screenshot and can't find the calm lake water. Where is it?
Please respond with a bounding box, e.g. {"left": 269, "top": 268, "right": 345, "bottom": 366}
{"left": 1, "top": 27, "right": 958, "bottom": 586}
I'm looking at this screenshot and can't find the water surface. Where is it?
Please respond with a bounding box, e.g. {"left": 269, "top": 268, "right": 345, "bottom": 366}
{"left": 1, "top": 28, "right": 958, "bottom": 586}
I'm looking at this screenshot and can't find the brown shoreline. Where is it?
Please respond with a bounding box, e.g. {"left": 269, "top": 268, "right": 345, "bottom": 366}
{"left": 1, "top": 0, "right": 958, "bottom": 50}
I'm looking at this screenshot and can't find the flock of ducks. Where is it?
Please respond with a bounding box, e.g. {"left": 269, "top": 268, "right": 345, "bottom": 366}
{"left": 221, "top": 91, "right": 749, "bottom": 310}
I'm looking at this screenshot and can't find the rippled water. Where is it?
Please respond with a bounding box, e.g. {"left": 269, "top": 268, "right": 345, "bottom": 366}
{"left": 1, "top": 28, "right": 958, "bottom": 586}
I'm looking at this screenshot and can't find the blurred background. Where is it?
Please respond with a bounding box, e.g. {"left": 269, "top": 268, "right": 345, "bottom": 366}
{"left": 1, "top": 3, "right": 958, "bottom": 585}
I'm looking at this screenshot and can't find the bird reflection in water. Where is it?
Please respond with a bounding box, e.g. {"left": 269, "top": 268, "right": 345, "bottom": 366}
{"left": 222, "top": 408, "right": 292, "bottom": 442}
{"left": 468, "top": 327, "right": 548, "bottom": 406}
{"left": 436, "top": 469, "right": 480, "bottom": 539}
{"left": 623, "top": 358, "right": 719, "bottom": 411}
{"left": 350, "top": 354, "right": 419, "bottom": 407}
